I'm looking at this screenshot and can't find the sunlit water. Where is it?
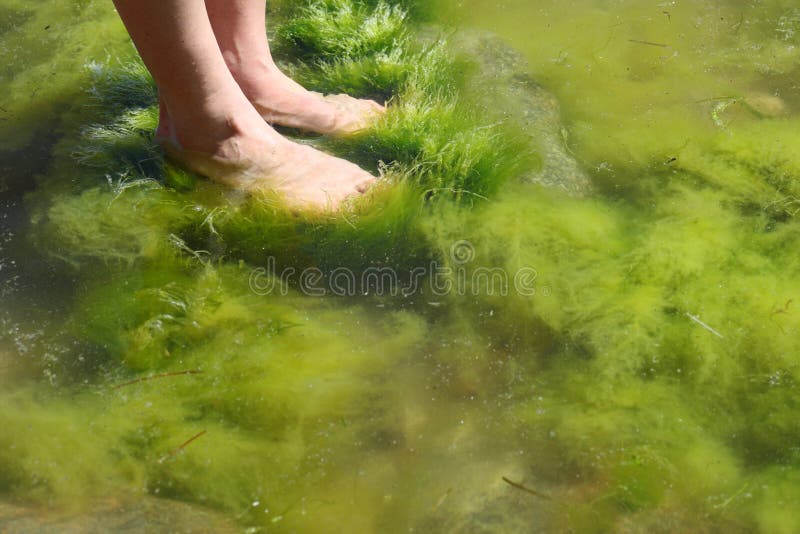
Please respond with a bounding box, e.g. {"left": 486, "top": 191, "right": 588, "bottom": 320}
{"left": 2, "top": 1, "right": 800, "bottom": 532}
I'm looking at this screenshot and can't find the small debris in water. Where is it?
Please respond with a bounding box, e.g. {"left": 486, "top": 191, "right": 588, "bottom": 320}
{"left": 628, "top": 39, "right": 669, "bottom": 48}
{"left": 501, "top": 476, "right": 552, "bottom": 500}
{"left": 431, "top": 488, "right": 453, "bottom": 512}
{"left": 770, "top": 299, "right": 793, "bottom": 316}
{"left": 158, "top": 430, "right": 208, "bottom": 463}
{"left": 685, "top": 312, "right": 724, "bottom": 339}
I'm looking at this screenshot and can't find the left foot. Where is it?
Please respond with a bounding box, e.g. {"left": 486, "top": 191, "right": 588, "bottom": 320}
{"left": 230, "top": 60, "right": 385, "bottom": 136}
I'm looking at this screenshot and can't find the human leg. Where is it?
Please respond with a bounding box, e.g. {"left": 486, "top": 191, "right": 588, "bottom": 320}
{"left": 112, "top": 0, "right": 375, "bottom": 208}
{"left": 205, "top": 0, "right": 384, "bottom": 135}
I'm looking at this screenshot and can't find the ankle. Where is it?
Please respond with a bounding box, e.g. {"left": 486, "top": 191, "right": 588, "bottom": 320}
{"left": 162, "top": 91, "right": 252, "bottom": 147}
{"left": 169, "top": 111, "right": 255, "bottom": 154}
{"left": 226, "top": 58, "right": 293, "bottom": 97}
{"left": 223, "top": 52, "right": 270, "bottom": 80}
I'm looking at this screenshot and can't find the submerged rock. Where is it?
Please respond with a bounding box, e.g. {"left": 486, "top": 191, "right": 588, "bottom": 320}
{"left": 0, "top": 498, "right": 237, "bottom": 534}
{"left": 743, "top": 91, "right": 789, "bottom": 118}
{"left": 452, "top": 30, "right": 593, "bottom": 197}
{"left": 416, "top": 472, "right": 556, "bottom": 533}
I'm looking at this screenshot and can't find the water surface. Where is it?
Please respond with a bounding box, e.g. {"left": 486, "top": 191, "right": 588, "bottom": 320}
{"left": 2, "top": 1, "right": 800, "bottom": 532}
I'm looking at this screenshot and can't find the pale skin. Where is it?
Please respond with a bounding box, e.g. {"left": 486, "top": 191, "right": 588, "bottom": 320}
{"left": 112, "top": 0, "right": 385, "bottom": 209}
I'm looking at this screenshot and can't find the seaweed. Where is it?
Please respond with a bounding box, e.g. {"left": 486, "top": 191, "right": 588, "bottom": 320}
{"left": 4, "top": 0, "right": 800, "bottom": 532}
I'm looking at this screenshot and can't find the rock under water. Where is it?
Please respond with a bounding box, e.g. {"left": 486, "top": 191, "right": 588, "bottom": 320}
{"left": 453, "top": 30, "right": 593, "bottom": 197}
{"left": 0, "top": 498, "right": 237, "bottom": 534}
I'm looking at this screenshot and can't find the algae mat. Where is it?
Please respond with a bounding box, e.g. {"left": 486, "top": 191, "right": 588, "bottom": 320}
{"left": 2, "top": 0, "right": 800, "bottom": 532}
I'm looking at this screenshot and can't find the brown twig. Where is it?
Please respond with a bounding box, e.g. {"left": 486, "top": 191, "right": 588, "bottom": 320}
{"left": 113, "top": 369, "right": 203, "bottom": 389}
{"left": 431, "top": 488, "right": 453, "bottom": 512}
{"left": 175, "top": 430, "right": 207, "bottom": 452}
{"left": 769, "top": 299, "right": 794, "bottom": 334}
{"left": 771, "top": 299, "right": 794, "bottom": 316}
{"left": 628, "top": 39, "right": 669, "bottom": 48}
{"left": 502, "top": 477, "right": 552, "bottom": 500}
{"left": 158, "top": 430, "right": 207, "bottom": 463}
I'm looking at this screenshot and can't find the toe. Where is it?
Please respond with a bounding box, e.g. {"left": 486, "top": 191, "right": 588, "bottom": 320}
{"left": 365, "top": 99, "right": 386, "bottom": 113}
{"left": 355, "top": 174, "right": 376, "bottom": 193}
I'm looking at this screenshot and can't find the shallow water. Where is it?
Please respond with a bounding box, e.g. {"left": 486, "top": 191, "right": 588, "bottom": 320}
{"left": 2, "top": 0, "right": 800, "bottom": 532}
{"left": 464, "top": 0, "right": 800, "bottom": 172}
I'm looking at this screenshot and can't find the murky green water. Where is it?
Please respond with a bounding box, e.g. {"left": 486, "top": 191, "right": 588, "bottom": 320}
{"left": 2, "top": 0, "right": 800, "bottom": 532}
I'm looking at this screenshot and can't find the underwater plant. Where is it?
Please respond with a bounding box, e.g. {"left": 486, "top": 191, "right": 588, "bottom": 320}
{"left": 4, "top": 0, "right": 800, "bottom": 532}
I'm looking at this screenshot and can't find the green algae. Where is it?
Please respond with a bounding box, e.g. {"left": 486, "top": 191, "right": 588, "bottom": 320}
{"left": 3, "top": 0, "right": 800, "bottom": 532}
{"left": 423, "top": 159, "right": 800, "bottom": 529}
{"left": 0, "top": 0, "right": 128, "bottom": 154}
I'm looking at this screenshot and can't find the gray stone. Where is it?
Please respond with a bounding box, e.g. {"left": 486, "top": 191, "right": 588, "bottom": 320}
{"left": 0, "top": 497, "right": 237, "bottom": 534}
{"left": 452, "top": 30, "right": 593, "bottom": 197}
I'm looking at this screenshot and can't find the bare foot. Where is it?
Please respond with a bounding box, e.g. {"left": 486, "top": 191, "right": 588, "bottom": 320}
{"left": 231, "top": 63, "right": 385, "bottom": 136}
{"left": 157, "top": 103, "right": 376, "bottom": 210}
